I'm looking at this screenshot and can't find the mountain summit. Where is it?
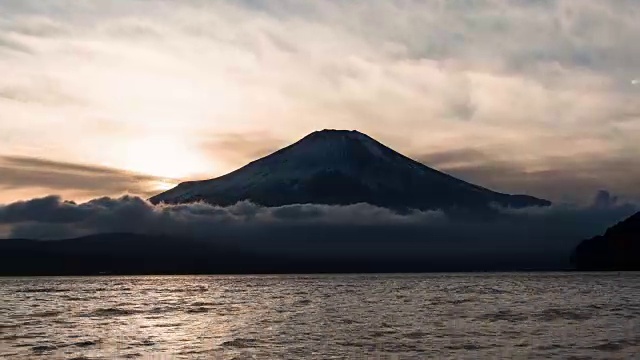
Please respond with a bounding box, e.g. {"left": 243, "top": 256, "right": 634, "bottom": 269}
{"left": 150, "top": 129, "right": 550, "bottom": 210}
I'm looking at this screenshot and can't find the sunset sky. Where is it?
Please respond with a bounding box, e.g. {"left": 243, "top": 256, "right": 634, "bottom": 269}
{"left": 1, "top": 0, "right": 639, "bottom": 205}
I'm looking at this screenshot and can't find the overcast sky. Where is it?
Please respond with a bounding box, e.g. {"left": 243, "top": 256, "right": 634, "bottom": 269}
{"left": 1, "top": 0, "right": 639, "bottom": 204}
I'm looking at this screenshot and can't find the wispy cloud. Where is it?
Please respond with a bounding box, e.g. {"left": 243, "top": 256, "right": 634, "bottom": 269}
{"left": 416, "top": 148, "right": 640, "bottom": 204}
{"left": 0, "top": 156, "right": 177, "bottom": 203}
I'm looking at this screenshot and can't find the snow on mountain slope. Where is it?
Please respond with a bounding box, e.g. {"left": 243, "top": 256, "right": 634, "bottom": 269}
{"left": 150, "top": 130, "right": 550, "bottom": 210}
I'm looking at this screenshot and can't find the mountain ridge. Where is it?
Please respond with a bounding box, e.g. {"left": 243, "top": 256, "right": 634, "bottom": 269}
{"left": 150, "top": 129, "right": 550, "bottom": 210}
{"left": 573, "top": 211, "right": 640, "bottom": 270}
{"left": 0, "top": 232, "right": 568, "bottom": 276}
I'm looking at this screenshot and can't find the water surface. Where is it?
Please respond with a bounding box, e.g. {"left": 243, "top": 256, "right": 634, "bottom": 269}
{"left": 1, "top": 273, "right": 639, "bottom": 359}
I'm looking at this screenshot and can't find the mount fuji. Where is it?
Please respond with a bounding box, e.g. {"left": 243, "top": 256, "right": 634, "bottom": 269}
{"left": 150, "top": 130, "right": 550, "bottom": 211}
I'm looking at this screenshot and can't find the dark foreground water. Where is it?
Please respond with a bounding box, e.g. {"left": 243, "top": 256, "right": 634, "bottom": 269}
{"left": 1, "top": 273, "right": 639, "bottom": 359}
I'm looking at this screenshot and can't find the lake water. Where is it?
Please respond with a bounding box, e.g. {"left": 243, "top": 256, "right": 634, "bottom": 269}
{"left": 1, "top": 273, "right": 639, "bottom": 359}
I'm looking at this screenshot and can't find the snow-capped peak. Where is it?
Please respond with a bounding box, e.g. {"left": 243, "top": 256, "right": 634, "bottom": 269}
{"left": 150, "top": 130, "right": 551, "bottom": 210}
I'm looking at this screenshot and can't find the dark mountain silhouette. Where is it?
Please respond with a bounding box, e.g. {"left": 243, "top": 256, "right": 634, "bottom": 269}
{"left": 572, "top": 212, "right": 640, "bottom": 270}
{"left": 0, "top": 233, "right": 278, "bottom": 276}
{"left": 0, "top": 233, "right": 567, "bottom": 276}
{"left": 150, "top": 129, "right": 550, "bottom": 210}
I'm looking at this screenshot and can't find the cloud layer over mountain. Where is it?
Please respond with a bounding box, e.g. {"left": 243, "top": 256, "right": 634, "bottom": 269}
{"left": 1, "top": 192, "right": 636, "bottom": 267}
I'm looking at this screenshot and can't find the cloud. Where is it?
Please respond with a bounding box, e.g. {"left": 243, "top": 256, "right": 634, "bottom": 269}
{"left": 415, "top": 148, "right": 640, "bottom": 204}
{"left": 0, "top": 155, "right": 176, "bottom": 202}
{"left": 0, "top": 0, "right": 639, "bottom": 203}
{"left": 0, "top": 33, "right": 33, "bottom": 54}
{"left": 0, "top": 193, "right": 637, "bottom": 268}
{"left": 0, "top": 78, "right": 83, "bottom": 105}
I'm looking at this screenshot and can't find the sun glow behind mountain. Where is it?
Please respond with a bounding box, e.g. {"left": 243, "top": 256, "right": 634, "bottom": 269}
{"left": 118, "top": 136, "right": 212, "bottom": 179}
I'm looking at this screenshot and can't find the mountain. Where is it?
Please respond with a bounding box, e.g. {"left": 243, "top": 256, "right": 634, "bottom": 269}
{"left": 150, "top": 129, "right": 550, "bottom": 211}
{"left": 0, "top": 233, "right": 269, "bottom": 276}
{"left": 0, "top": 232, "right": 565, "bottom": 276}
{"left": 572, "top": 212, "right": 640, "bottom": 270}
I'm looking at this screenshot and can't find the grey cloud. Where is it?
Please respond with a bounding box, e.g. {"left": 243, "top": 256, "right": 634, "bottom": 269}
{"left": 416, "top": 148, "right": 491, "bottom": 168}
{"left": 0, "top": 155, "right": 175, "bottom": 199}
{"left": 592, "top": 190, "right": 618, "bottom": 209}
{"left": 0, "top": 34, "right": 32, "bottom": 54}
{"left": 0, "top": 196, "right": 86, "bottom": 223}
{"left": 232, "top": 1, "right": 640, "bottom": 76}
{"left": 7, "top": 0, "right": 639, "bottom": 77}
{"left": 415, "top": 149, "right": 640, "bottom": 204}
{"left": 0, "top": 82, "right": 83, "bottom": 105}
{"left": 1, "top": 16, "right": 71, "bottom": 38}
{"left": 0, "top": 194, "right": 636, "bottom": 268}
{"left": 99, "top": 18, "right": 167, "bottom": 40}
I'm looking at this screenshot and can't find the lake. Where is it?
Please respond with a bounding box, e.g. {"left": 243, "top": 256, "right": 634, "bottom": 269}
{"left": 1, "top": 273, "right": 639, "bottom": 359}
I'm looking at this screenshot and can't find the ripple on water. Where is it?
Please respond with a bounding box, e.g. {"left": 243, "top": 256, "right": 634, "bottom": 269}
{"left": 590, "top": 340, "right": 634, "bottom": 352}
{"left": 18, "top": 288, "right": 71, "bottom": 293}
{"left": 148, "top": 306, "right": 178, "bottom": 314}
{"left": 87, "top": 308, "right": 140, "bottom": 317}
{"left": 190, "top": 301, "right": 222, "bottom": 307}
{"left": 535, "top": 308, "right": 593, "bottom": 321}
{"left": 294, "top": 299, "right": 312, "bottom": 306}
{"left": 31, "top": 344, "right": 58, "bottom": 353}
{"left": 444, "top": 343, "right": 494, "bottom": 350}
{"left": 73, "top": 340, "right": 100, "bottom": 348}
{"left": 221, "top": 338, "right": 262, "bottom": 348}
{"left": 476, "top": 309, "right": 529, "bottom": 322}
{"left": 0, "top": 323, "right": 20, "bottom": 329}
{"left": 369, "top": 328, "right": 397, "bottom": 338}
{"left": 32, "top": 310, "right": 62, "bottom": 318}
{"left": 186, "top": 307, "right": 210, "bottom": 314}
{"left": 132, "top": 339, "right": 155, "bottom": 347}
{"left": 404, "top": 331, "right": 428, "bottom": 339}
{"left": 1, "top": 273, "right": 639, "bottom": 359}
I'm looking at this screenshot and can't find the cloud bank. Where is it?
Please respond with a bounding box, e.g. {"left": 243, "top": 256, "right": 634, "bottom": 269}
{"left": 1, "top": 192, "right": 636, "bottom": 267}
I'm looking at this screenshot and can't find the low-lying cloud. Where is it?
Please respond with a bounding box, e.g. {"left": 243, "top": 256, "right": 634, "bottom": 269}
{"left": 1, "top": 192, "right": 636, "bottom": 267}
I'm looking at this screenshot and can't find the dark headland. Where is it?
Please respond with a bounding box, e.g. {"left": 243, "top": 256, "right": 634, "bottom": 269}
{"left": 572, "top": 212, "right": 640, "bottom": 270}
